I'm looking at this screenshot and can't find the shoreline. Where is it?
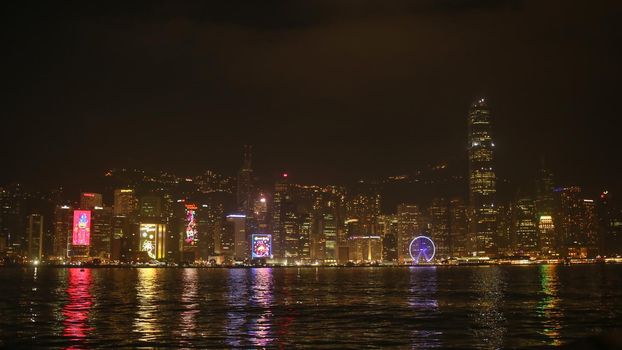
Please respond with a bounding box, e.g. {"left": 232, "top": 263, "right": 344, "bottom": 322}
{"left": 2, "top": 261, "right": 622, "bottom": 269}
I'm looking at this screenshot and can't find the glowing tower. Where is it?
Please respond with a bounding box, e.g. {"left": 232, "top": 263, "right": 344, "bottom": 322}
{"left": 468, "top": 98, "right": 498, "bottom": 255}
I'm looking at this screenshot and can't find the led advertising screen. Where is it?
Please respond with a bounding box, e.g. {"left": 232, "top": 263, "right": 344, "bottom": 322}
{"left": 184, "top": 204, "right": 197, "bottom": 245}
{"left": 251, "top": 234, "right": 272, "bottom": 258}
{"left": 140, "top": 224, "right": 157, "bottom": 259}
{"left": 72, "top": 210, "right": 91, "bottom": 246}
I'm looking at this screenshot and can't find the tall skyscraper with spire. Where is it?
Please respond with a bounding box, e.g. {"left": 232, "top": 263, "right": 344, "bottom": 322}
{"left": 467, "top": 98, "right": 498, "bottom": 255}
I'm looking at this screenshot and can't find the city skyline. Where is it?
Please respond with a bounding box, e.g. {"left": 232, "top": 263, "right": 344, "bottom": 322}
{"left": 3, "top": 2, "right": 622, "bottom": 348}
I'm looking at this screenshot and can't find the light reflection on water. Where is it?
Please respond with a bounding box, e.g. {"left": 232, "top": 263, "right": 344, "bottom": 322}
{"left": 133, "top": 268, "right": 160, "bottom": 344}
{"left": 62, "top": 268, "right": 93, "bottom": 349}
{"left": 470, "top": 266, "right": 507, "bottom": 350}
{"left": 408, "top": 266, "right": 442, "bottom": 348}
{"left": 178, "top": 268, "right": 199, "bottom": 344}
{"left": 538, "top": 264, "right": 563, "bottom": 346}
{"left": 0, "top": 265, "right": 621, "bottom": 348}
{"left": 248, "top": 268, "right": 275, "bottom": 348}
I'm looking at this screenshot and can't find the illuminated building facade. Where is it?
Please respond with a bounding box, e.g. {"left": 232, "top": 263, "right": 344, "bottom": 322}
{"left": 598, "top": 191, "right": 622, "bottom": 256}
{"left": 80, "top": 192, "right": 102, "bottom": 210}
{"left": 557, "top": 187, "right": 599, "bottom": 257}
{"left": 176, "top": 202, "right": 200, "bottom": 262}
{"left": 139, "top": 196, "right": 162, "bottom": 218}
{"left": 397, "top": 204, "right": 422, "bottom": 263}
{"left": 538, "top": 215, "right": 556, "bottom": 257}
{"left": 317, "top": 213, "right": 337, "bottom": 260}
{"left": 26, "top": 214, "right": 44, "bottom": 260}
{"left": 449, "top": 199, "right": 468, "bottom": 257}
{"left": 53, "top": 204, "right": 72, "bottom": 259}
{"left": 139, "top": 223, "right": 166, "bottom": 260}
{"left": 345, "top": 192, "right": 381, "bottom": 239}
{"left": 113, "top": 189, "right": 138, "bottom": 216}
{"left": 379, "top": 214, "right": 398, "bottom": 262}
{"left": 236, "top": 145, "right": 254, "bottom": 214}
{"left": 0, "top": 184, "right": 24, "bottom": 254}
{"left": 70, "top": 210, "right": 91, "bottom": 258}
{"left": 271, "top": 174, "right": 289, "bottom": 258}
{"left": 429, "top": 198, "right": 450, "bottom": 259}
{"left": 251, "top": 234, "right": 272, "bottom": 258}
{"left": 227, "top": 214, "right": 247, "bottom": 261}
{"left": 512, "top": 198, "right": 539, "bottom": 256}
{"left": 467, "top": 98, "right": 498, "bottom": 255}
{"left": 91, "top": 206, "right": 113, "bottom": 259}
{"left": 347, "top": 236, "right": 382, "bottom": 262}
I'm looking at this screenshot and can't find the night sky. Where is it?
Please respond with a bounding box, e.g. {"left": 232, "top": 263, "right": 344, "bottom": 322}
{"left": 4, "top": 1, "right": 622, "bottom": 193}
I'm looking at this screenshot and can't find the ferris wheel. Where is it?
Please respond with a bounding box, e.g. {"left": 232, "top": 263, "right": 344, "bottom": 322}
{"left": 409, "top": 236, "right": 436, "bottom": 264}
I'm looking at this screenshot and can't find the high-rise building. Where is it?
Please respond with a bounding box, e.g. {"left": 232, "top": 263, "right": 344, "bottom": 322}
{"left": 91, "top": 206, "right": 113, "bottom": 259}
{"left": 236, "top": 145, "right": 254, "bottom": 214}
{"left": 53, "top": 204, "right": 73, "bottom": 259}
{"left": 538, "top": 215, "right": 556, "bottom": 257}
{"left": 597, "top": 191, "right": 622, "bottom": 257}
{"left": 449, "top": 198, "right": 468, "bottom": 257}
{"left": 397, "top": 204, "right": 422, "bottom": 263}
{"left": 227, "top": 214, "right": 247, "bottom": 261}
{"left": 138, "top": 223, "right": 167, "bottom": 260}
{"left": 467, "top": 98, "right": 498, "bottom": 255}
{"left": 271, "top": 174, "right": 290, "bottom": 259}
{"left": 495, "top": 203, "right": 513, "bottom": 255}
{"left": 429, "top": 198, "right": 450, "bottom": 259}
{"left": 512, "top": 198, "right": 539, "bottom": 256}
{"left": 379, "top": 214, "right": 398, "bottom": 262}
{"left": 535, "top": 164, "right": 555, "bottom": 217}
{"left": 113, "top": 189, "right": 138, "bottom": 216}
{"left": 556, "top": 187, "right": 599, "bottom": 258}
{"left": 26, "top": 214, "right": 44, "bottom": 261}
{"left": 315, "top": 213, "right": 337, "bottom": 261}
{"left": 80, "top": 193, "right": 103, "bottom": 210}
{"left": 0, "top": 184, "right": 25, "bottom": 254}
{"left": 139, "top": 195, "right": 162, "bottom": 219}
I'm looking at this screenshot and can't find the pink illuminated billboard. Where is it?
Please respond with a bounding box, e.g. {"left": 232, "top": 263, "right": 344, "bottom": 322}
{"left": 72, "top": 210, "right": 91, "bottom": 246}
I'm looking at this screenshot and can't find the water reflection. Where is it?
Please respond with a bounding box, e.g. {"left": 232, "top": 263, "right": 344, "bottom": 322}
{"left": 224, "top": 268, "right": 276, "bottom": 347}
{"left": 248, "top": 268, "right": 275, "bottom": 348}
{"left": 63, "top": 268, "right": 93, "bottom": 349}
{"left": 133, "top": 268, "right": 161, "bottom": 343}
{"left": 471, "top": 267, "right": 507, "bottom": 350}
{"left": 409, "top": 266, "right": 441, "bottom": 348}
{"left": 178, "top": 268, "right": 199, "bottom": 345}
{"left": 537, "top": 265, "right": 562, "bottom": 346}
{"left": 225, "top": 269, "right": 249, "bottom": 347}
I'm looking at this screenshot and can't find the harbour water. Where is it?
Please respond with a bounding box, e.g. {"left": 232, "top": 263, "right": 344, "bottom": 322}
{"left": 0, "top": 265, "right": 621, "bottom": 348}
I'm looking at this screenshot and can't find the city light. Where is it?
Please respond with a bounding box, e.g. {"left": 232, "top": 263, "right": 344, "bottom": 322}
{"left": 72, "top": 210, "right": 91, "bottom": 246}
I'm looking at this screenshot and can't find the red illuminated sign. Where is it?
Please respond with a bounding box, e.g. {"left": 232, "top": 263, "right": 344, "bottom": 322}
{"left": 72, "top": 210, "right": 91, "bottom": 246}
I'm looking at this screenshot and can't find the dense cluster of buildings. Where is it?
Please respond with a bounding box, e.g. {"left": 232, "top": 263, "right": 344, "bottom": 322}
{"left": 1, "top": 99, "right": 621, "bottom": 265}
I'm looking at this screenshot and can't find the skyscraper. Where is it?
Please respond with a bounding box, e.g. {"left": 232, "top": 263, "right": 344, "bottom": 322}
{"left": 271, "top": 173, "right": 290, "bottom": 259}
{"left": 449, "top": 198, "right": 468, "bottom": 257}
{"left": 26, "top": 214, "right": 44, "bottom": 261}
{"left": 53, "top": 204, "right": 72, "bottom": 259}
{"left": 227, "top": 214, "right": 247, "bottom": 262}
{"left": 113, "top": 189, "right": 138, "bottom": 216}
{"left": 429, "top": 198, "right": 450, "bottom": 259}
{"left": 397, "top": 203, "right": 422, "bottom": 263}
{"left": 236, "top": 145, "right": 254, "bottom": 214}
{"left": 556, "top": 187, "right": 599, "bottom": 258}
{"left": 80, "top": 193, "right": 103, "bottom": 210}
{"left": 91, "top": 206, "right": 113, "bottom": 259}
{"left": 512, "top": 198, "right": 539, "bottom": 256}
{"left": 467, "top": 98, "right": 498, "bottom": 255}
